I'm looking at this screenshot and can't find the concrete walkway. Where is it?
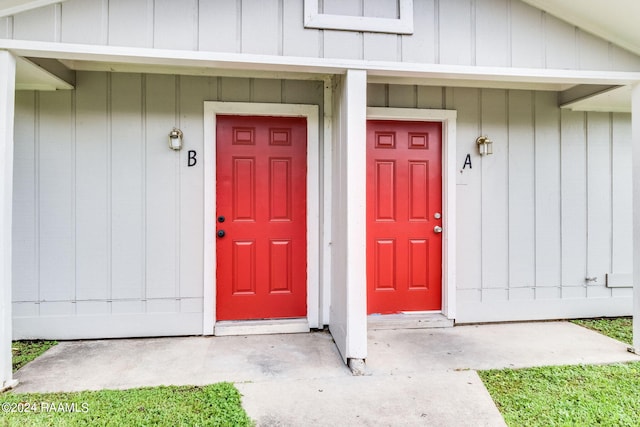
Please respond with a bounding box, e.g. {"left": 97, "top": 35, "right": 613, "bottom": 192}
{"left": 11, "top": 321, "right": 640, "bottom": 426}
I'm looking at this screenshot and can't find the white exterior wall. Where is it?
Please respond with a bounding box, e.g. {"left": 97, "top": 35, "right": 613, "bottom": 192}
{"left": 12, "top": 72, "right": 324, "bottom": 339}
{"left": 6, "top": 1, "right": 640, "bottom": 335}
{"left": 370, "top": 83, "right": 633, "bottom": 322}
{"left": 2, "top": 0, "right": 640, "bottom": 72}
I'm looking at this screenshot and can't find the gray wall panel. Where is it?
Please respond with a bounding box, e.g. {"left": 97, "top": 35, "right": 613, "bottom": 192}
{"left": 375, "top": 82, "right": 631, "bottom": 316}
{"left": 61, "top": 0, "right": 108, "bottom": 45}
{"left": 12, "top": 71, "right": 324, "bottom": 337}
{"left": 108, "top": 0, "right": 153, "bottom": 48}
{"left": 8, "top": 0, "right": 640, "bottom": 71}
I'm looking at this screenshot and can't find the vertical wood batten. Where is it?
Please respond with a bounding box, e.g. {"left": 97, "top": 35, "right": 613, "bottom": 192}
{"left": 611, "top": 113, "right": 632, "bottom": 276}
{"left": 75, "top": 72, "right": 109, "bottom": 301}
{"left": 282, "top": 0, "right": 320, "bottom": 57}
{"left": 12, "top": 92, "right": 37, "bottom": 302}
{"left": 452, "top": 88, "right": 481, "bottom": 295}
{"left": 475, "top": 0, "right": 509, "bottom": 67}
{"left": 145, "top": 74, "right": 178, "bottom": 301}
{"left": 153, "top": 0, "right": 197, "bottom": 50}
{"left": 60, "top": 0, "right": 108, "bottom": 45}
{"left": 438, "top": 0, "right": 473, "bottom": 66}
{"left": 178, "top": 75, "right": 207, "bottom": 302}
{"left": 110, "top": 73, "right": 145, "bottom": 300}
{"left": 38, "top": 91, "right": 74, "bottom": 303}
{"left": 533, "top": 91, "right": 561, "bottom": 291}
{"left": 241, "top": 0, "right": 280, "bottom": 55}
{"left": 586, "top": 112, "right": 612, "bottom": 297}
{"left": 400, "top": 0, "right": 436, "bottom": 63}
{"left": 11, "top": 5, "right": 58, "bottom": 42}
{"left": 108, "top": 0, "right": 153, "bottom": 48}
{"left": 198, "top": 0, "right": 240, "bottom": 53}
{"left": 510, "top": 0, "right": 543, "bottom": 68}
{"left": 480, "top": 89, "right": 508, "bottom": 290}
{"left": 507, "top": 90, "right": 535, "bottom": 290}
{"left": 560, "top": 109, "right": 587, "bottom": 294}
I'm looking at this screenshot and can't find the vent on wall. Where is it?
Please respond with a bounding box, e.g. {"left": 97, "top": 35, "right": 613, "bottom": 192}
{"left": 303, "top": 0, "right": 414, "bottom": 34}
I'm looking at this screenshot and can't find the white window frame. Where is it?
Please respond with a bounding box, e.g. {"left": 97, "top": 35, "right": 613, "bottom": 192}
{"left": 304, "top": 0, "right": 414, "bottom": 34}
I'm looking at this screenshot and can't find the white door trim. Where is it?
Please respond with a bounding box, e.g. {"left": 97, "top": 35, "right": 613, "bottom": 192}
{"left": 203, "top": 102, "right": 321, "bottom": 334}
{"left": 366, "top": 107, "right": 457, "bottom": 320}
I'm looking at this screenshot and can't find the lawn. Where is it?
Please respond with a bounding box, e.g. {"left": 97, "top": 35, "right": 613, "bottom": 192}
{"left": 0, "top": 383, "right": 253, "bottom": 427}
{"left": 480, "top": 318, "right": 640, "bottom": 427}
{"left": 571, "top": 317, "right": 632, "bottom": 345}
{"left": 12, "top": 340, "right": 57, "bottom": 372}
{"left": 5, "top": 341, "right": 253, "bottom": 426}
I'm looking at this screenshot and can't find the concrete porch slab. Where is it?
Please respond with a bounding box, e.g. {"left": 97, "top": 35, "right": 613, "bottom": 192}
{"left": 13, "top": 330, "right": 349, "bottom": 393}
{"left": 8, "top": 321, "right": 639, "bottom": 426}
{"left": 237, "top": 371, "right": 506, "bottom": 427}
{"left": 366, "top": 321, "right": 640, "bottom": 375}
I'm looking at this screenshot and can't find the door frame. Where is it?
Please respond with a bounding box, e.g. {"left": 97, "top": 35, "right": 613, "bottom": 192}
{"left": 366, "top": 107, "right": 457, "bottom": 319}
{"left": 203, "top": 102, "right": 320, "bottom": 334}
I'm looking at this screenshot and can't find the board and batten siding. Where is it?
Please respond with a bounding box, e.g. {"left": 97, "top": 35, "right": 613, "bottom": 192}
{"left": 12, "top": 71, "right": 324, "bottom": 339}
{"left": 3, "top": 0, "right": 640, "bottom": 72}
{"left": 369, "top": 84, "right": 633, "bottom": 322}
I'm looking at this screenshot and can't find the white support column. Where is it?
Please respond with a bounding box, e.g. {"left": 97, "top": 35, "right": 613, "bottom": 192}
{"left": 632, "top": 83, "right": 640, "bottom": 354}
{"left": 344, "top": 69, "right": 367, "bottom": 372}
{"left": 0, "top": 50, "right": 17, "bottom": 391}
{"left": 329, "top": 69, "right": 367, "bottom": 373}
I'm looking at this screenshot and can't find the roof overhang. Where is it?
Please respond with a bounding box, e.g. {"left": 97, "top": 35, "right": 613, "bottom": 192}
{"left": 522, "top": 0, "right": 640, "bottom": 57}
{"left": 3, "top": 39, "right": 640, "bottom": 111}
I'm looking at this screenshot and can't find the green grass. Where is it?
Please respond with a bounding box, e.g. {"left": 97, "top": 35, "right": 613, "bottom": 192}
{"left": 480, "top": 318, "right": 639, "bottom": 427}
{"left": 571, "top": 317, "right": 632, "bottom": 345}
{"left": 12, "top": 341, "right": 57, "bottom": 372}
{"left": 480, "top": 363, "right": 640, "bottom": 427}
{"left": 0, "top": 383, "right": 253, "bottom": 427}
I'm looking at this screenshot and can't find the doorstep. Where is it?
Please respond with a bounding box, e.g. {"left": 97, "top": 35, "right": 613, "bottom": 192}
{"left": 214, "top": 318, "right": 309, "bottom": 336}
{"left": 368, "top": 312, "right": 453, "bottom": 330}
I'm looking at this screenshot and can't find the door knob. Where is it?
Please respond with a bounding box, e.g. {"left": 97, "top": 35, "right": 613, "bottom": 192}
{"left": 434, "top": 226, "right": 443, "bottom": 234}
{"left": 217, "top": 230, "right": 226, "bottom": 238}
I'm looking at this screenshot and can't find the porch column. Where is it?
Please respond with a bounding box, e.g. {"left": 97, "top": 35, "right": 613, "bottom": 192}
{"left": 0, "top": 50, "right": 16, "bottom": 390}
{"left": 329, "top": 69, "right": 367, "bottom": 373}
{"left": 633, "top": 83, "right": 640, "bottom": 354}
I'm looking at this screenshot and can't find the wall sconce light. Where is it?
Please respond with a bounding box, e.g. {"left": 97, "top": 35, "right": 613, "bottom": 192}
{"left": 169, "top": 128, "right": 183, "bottom": 151}
{"left": 476, "top": 136, "right": 493, "bottom": 156}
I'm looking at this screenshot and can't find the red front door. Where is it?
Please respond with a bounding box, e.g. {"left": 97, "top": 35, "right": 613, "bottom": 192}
{"left": 367, "top": 120, "right": 443, "bottom": 314}
{"left": 216, "top": 115, "right": 307, "bottom": 321}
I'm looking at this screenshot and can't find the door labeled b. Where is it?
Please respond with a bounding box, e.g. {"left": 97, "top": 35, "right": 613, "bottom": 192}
{"left": 216, "top": 115, "right": 307, "bottom": 321}
{"left": 367, "top": 120, "right": 443, "bottom": 314}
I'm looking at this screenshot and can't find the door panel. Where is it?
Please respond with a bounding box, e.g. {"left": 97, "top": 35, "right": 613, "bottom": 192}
{"left": 367, "top": 120, "right": 443, "bottom": 314}
{"left": 216, "top": 115, "right": 307, "bottom": 320}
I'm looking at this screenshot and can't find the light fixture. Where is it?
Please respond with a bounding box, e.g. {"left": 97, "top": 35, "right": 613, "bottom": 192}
{"left": 476, "top": 135, "right": 493, "bottom": 156}
{"left": 169, "top": 128, "right": 183, "bottom": 151}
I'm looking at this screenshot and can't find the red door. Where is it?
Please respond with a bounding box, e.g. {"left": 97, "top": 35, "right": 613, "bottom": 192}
{"left": 216, "top": 115, "right": 307, "bottom": 321}
{"left": 367, "top": 120, "right": 443, "bottom": 314}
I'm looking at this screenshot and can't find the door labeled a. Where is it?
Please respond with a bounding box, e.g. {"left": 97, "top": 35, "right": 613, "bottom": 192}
{"left": 216, "top": 115, "right": 307, "bottom": 321}
{"left": 367, "top": 120, "right": 443, "bottom": 314}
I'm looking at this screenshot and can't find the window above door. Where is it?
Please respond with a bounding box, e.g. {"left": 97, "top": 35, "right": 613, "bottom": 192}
{"left": 303, "top": 0, "right": 414, "bottom": 34}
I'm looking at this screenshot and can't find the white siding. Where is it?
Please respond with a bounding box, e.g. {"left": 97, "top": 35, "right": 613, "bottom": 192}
{"left": 7, "top": 0, "right": 640, "bottom": 71}
{"left": 12, "top": 72, "right": 323, "bottom": 339}
{"left": 373, "top": 83, "right": 633, "bottom": 322}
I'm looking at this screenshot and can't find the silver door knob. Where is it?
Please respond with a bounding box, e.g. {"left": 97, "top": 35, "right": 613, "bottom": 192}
{"left": 434, "top": 226, "right": 443, "bottom": 233}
